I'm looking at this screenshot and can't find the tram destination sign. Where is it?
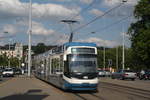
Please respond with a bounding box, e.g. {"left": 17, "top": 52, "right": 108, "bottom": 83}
{"left": 71, "top": 48, "right": 95, "bottom": 54}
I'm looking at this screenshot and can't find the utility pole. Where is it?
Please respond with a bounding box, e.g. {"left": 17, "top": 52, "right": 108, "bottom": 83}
{"left": 116, "top": 46, "right": 118, "bottom": 70}
{"left": 103, "top": 42, "right": 106, "bottom": 70}
{"left": 102, "top": 14, "right": 106, "bottom": 71}
{"left": 28, "top": 0, "right": 32, "bottom": 77}
{"left": 122, "top": 31, "right": 125, "bottom": 70}
{"left": 8, "top": 40, "right": 10, "bottom": 68}
{"left": 122, "top": 0, "right": 127, "bottom": 70}
{"left": 61, "top": 20, "right": 78, "bottom": 42}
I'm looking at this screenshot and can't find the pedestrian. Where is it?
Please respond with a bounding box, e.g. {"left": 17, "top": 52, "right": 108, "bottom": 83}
{"left": 140, "top": 69, "right": 145, "bottom": 75}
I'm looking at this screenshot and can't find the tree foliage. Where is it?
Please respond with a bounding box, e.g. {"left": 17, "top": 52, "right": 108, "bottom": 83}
{"left": 10, "top": 57, "right": 20, "bottom": 67}
{"left": 97, "top": 46, "right": 137, "bottom": 70}
{"left": 32, "top": 43, "right": 57, "bottom": 55}
{"left": 0, "top": 54, "right": 8, "bottom": 66}
{"left": 33, "top": 43, "right": 47, "bottom": 54}
{"left": 0, "top": 55, "right": 20, "bottom": 67}
{"left": 128, "top": 0, "right": 150, "bottom": 69}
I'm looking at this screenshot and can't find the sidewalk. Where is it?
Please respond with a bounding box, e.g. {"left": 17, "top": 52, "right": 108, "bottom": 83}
{"left": 99, "top": 77, "right": 150, "bottom": 91}
{"left": 0, "top": 77, "right": 73, "bottom": 100}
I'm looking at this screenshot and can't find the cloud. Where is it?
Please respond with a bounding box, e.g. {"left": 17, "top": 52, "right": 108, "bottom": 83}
{"left": 89, "top": 9, "right": 104, "bottom": 16}
{"left": 2, "top": 24, "right": 18, "bottom": 34}
{"left": 100, "top": 0, "right": 138, "bottom": 18}
{"left": 120, "top": 32, "right": 130, "bottom": 38}
{"left": 78, "top": 37, "right": 119, "bottom": 47}
{"left": 51, "top": 34, "right": 69, "bottom": 45}
{"left": 102, "top": 0, "right": 139, "bottom": 7}
{"left": 0, "top": 0, "right": 80, "bottom": 20}
{"left": 32, "top": 32, "right": 69, "bottom": 45}
{"left": 31, "top": 21, "right": 56, "bottom": 36}
{"left": 16, "top": 18, "right": 59, "bottom": 36}
{"left": 54, "top": 0, "right": 72, "bottom": 2}
{"left": 0, "top": 41, "right": 6, "bottom": 45}
{"left": 32, "top": 3, "right": 79, "bottom": 19}
{"left": 79, "top": 0, "right": 93, "bottom": 4}
{"left": 15, "top": 18, "right": 28, "bottom": 26}
{"left": 1, "top": 19, "right": 57, "bottom": 36}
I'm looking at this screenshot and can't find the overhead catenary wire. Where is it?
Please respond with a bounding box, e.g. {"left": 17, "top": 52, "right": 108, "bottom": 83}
{"left": 73, "top": 2, "right": 126, "bottom": 33}
{"left": 56, "top": 0, "right": 97, "bottom": 33}
{"left": 93, "top": 14, "right": 133, "bottom": 33}
{"left": 70, "top": 0, "right": 97, "bottom": 20}
{"left": 78, "top": 14, "right": 133, "bottom": 40}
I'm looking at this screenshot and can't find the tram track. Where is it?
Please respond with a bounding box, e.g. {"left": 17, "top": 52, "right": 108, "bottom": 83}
{"left": 35, "top": 76, "right": 150, "bottom": 100}
{"left": 73, "top": 92, "right": 105, "bottom": 100}
{"left": 71, "top": 82, "right": 150, "bottom": 100}
{"left": 100, "top": 82, "right": 150, "bottom": 99}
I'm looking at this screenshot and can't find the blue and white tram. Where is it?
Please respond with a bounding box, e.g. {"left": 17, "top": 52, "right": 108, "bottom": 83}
{"left": 33, "top": 42, "right": 98, "bottom": 91}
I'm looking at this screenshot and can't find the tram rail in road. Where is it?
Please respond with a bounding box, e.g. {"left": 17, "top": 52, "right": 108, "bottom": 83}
{"left": 100, "top": 82, "right": 150, "bottom": 99}
{"left": 72, "top": 91, "right": 105, "bottom": 100}
{"left": 33, "top": 76, "right": 150, "bottom": 100}
{"left": 68, "top": 81, "right": 150, "bottom": 100}
{"left": 1, "top": 76, "right": 150, "bottom": 100}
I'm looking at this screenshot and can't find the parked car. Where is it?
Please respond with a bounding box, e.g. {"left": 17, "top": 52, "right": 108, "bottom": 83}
{"left": 13, "top": 68, "right": 22, "bottom": 75}
{"left": 98, "top": 70, "right": 105, "bottom": 77}
{"left": 139, "top": 70, "right": 150, "bottom": 80}
{"left": 105, "top": 70, "right": 111, "bottom": 77}
{"left": 111, "top": 69, "right": 136, "bottom": 81}
{"left": 2, "top": 68, "right": 14, "bottom": 77}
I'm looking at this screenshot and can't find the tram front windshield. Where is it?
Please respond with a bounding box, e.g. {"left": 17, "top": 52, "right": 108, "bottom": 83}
{"left": 68, "top": 54, "right": 97, "bottom": 73}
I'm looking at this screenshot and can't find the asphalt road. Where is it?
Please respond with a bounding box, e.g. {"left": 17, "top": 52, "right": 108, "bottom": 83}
{"left": 0, "top": 76, "right": 149, "bottom": 100}
{"left": 0, "top": 77, "right": 12, "bottom": 84}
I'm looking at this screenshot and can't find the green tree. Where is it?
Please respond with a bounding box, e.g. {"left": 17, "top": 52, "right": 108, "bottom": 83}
{"left": 97, "top": 46, "right": 135, "bottom": 70}
{"left": 33, "top": 43, "right": 47, "bottom": 54}
{"left": 0, "top": 54, "right": 8, "bottom": 67}
{"left": 10, "top": 57, "right": 20, "bottom": 67}
{"left": 128, "top": 0, "right": 150, "bottom": 69}
{"left": 97, "top": 49, "right": 103, "bottom": 68}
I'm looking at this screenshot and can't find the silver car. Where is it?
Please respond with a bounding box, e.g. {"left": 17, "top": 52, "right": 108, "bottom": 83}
{"left": 2, "top": 68, "right": 14, "bottom": 77}
{"left": 111, "top": 70, "right": 136, "bottom": 81}
{"left": 98, "top": 70, "right": 105, "bottom": 77}
{"left": 105, "top": 70, "right": 111, "bottom": 77}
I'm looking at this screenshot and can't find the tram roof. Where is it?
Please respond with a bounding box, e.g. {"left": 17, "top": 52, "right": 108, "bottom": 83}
{"left": 64, "top": 42, "right": 96, "bottom": 47}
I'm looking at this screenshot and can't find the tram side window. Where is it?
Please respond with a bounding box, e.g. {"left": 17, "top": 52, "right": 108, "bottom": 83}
{"left": 44, "top": 59, "right": 46, "bottom": 74}
{"left": 51, "top": 58, "right": 60, "bottom": 74}
{"left": 60, "top": 55, "right": 63, "bottom": 73}
{"left": 51, "top": 59, "right": 54, "bottom": 74}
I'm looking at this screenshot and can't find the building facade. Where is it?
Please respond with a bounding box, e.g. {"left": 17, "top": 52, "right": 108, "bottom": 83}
{"left": 0, "top": 43, "right": 23, "bottom": 60}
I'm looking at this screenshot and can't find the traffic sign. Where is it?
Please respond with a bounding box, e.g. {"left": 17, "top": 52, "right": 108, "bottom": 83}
{"left": 108, "top": 59, "right": 112, "bottom": 66}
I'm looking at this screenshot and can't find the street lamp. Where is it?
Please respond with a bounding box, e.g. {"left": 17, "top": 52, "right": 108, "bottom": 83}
{"left": 122, "top": 31, "right": 125, "bottom": 70}
{"left": 28, "top": 0, "right": 32, "bottom": 77}
{"left": 122, "top": 0, "right": 127, "bottom": 70}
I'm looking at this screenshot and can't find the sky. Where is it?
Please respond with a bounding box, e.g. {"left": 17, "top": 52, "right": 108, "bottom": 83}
{"left": 0, "top": 0, "right": 139, "bottom": 47}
